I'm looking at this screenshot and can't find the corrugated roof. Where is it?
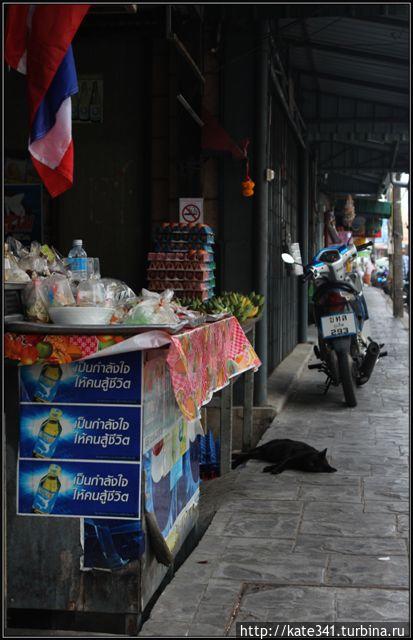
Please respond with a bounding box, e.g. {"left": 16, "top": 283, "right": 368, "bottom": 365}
{"left": 276, "top": 10, "right": 410, "bottom": 195}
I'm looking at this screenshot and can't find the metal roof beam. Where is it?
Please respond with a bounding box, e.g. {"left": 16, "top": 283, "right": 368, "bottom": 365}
{"left": 305, "top": 115, "right": 409, "bottom": 124}
{"left": 296, "top": 69, "right": 409, "bottom": 95}
{"left": 329, "top": 173, "right": 381, "bottom": 185}
{"left": 300, "top": 88, "right": 410, "bottom": 110}
{"left": 308, "top": 135, "right": 404, "bottom": 149}
{"left": 320, "top": 165, "right": 407, "bottom": 171}
{"left": 281, "top": 38, "right": 408, "bottom": 67}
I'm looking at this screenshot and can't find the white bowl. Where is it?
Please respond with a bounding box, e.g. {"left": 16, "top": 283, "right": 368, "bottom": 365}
{"left": 48, "top": 306, "right": 115, "bottom": 326}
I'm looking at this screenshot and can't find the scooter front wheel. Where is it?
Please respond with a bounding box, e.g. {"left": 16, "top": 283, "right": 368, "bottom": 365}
{"left": 337, "top": 351, "right": 357, "bottom": 407}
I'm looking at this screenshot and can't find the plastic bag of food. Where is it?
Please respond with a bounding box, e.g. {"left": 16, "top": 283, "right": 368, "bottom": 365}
{"left": 4, "top": 242, "right": 31, "bottom": 283}
{"left": 6, "top": 235, "right": 32, "bottom": 260}
{"left": 38, "top": 274, "right": 76, "bottom": 309}
{"left": 100, "top": 278, "right": 138, "bottom": 307}
{"left": 76, "top": 280, "right": 106, "bottom": 307}
{"left": 39, "top": 244, "right": 67, "bottom": 275}
{"left": 18, "top": 240, "right": 49, "bottom": 276}
{"left": 22, "top": 276, "right": 50, "bottom": 322}
{"left": 125, "top": 289, "right": 179, "bottom": 325}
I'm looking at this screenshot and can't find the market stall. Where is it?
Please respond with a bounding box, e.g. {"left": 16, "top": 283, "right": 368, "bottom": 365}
{"left": 4, "top": 240, "right": 260, "bottom": 632}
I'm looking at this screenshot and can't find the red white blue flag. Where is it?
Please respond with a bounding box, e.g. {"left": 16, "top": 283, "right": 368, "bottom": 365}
{"left": 5, "top": 4, "right": 90, "bottom": 197}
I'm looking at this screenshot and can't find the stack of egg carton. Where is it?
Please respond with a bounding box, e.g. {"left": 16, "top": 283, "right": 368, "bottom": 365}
{"left": 147, "top": 223, "right": 215, "bottom": 300}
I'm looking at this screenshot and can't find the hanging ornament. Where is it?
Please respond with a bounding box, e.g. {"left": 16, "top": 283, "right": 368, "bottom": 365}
{"left": 240, "top": 139, "right": 255, "bottom": 197}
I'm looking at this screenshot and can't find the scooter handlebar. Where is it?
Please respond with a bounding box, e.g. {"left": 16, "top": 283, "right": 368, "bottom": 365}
{"left": 356, "top": 241, "right": 373, "bottom": 252}
{"left": 300, "top": 269, "right": 313, "bottom": 284}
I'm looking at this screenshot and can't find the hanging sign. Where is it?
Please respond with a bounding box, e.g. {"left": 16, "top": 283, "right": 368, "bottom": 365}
{"left": 179, "top": 198, "right": 204, "bottom": 223}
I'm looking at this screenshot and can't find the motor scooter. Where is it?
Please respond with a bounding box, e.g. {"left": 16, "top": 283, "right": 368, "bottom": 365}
{"left": 282, "top": 240, "right": 387, "bottom": 407}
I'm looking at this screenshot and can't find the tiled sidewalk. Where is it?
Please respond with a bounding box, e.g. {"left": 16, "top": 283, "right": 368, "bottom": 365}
{"left": 140, "top": 287, "right": 409, "bottom": 637}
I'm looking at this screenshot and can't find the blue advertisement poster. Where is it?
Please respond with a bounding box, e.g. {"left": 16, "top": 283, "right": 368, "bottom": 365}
{"left": 19, "top": 352, "right": 142, "bottom": 405}
{"left": 18, "top": 459, "right": 141, "bottom": 519}
{"left": 82, "top": 518, "right": 145, "bottom": 571}
{"left": 20, "top": 403, "right": 141, "bottom": 461}
{"left": 144, "top": 438, "right": 199, "bottom": 544}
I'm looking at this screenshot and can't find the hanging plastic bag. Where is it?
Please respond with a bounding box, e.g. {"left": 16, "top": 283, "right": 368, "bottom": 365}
{"left": 125, "top": 289, "right": 180, "bottom": 325}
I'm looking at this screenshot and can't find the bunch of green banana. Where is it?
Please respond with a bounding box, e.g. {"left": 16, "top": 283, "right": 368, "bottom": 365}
{"left": 249, "top": 291, "right": 265, "bottom": 315}
{"left": 203, "top": 298, "right": 229, "bottom": 315}
{"left": 175, "top": 291, "right": 265, "bottom": 322}
{"left": 175, "top": 297, "right": 205, "bottom": 312}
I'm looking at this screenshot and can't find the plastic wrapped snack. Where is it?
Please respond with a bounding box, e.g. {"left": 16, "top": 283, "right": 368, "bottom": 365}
{"left": 100, "top": 278, "right": 138, "bottom": 307}
{"left": 125, "top": 288, "right": 179, "bottom": 325}
{"left": 38, "top": 274, "right": 76, "bottom": 309}
{"left": 22, "top": 276, "right": 50, "bottom": 322}
{"left": 18, "top": 240, "right": 49, "bottom": 277}
{"left": 4, "top": 243, "right": 31, "bottom": 283}
{"left": 76, "top": 280, "right": 106, "bottom": 307}
{"left": 40, "top": 244, "right": 67, "bottom": 275}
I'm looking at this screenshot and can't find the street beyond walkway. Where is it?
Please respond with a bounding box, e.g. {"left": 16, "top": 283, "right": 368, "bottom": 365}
{"left": 140, "top": 287, "right": 409, "bottom": 637}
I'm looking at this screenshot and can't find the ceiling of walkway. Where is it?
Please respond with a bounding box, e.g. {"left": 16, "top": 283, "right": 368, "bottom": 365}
{"left": 273, "top": 4, "right": 410, "bottom": 196}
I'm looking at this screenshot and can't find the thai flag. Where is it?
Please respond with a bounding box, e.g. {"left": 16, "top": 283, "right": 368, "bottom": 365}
{"left": 5, "top": 4, "right": 90, "bottom": 197}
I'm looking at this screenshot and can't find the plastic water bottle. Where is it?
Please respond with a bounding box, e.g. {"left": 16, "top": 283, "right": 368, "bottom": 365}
{"left": 68, "top": 239, "right": 88, "bottom": 281}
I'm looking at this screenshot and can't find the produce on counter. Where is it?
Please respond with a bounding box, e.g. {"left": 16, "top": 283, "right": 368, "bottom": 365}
{"left": 124, "top": 289, "right": 180, "bottom": 325}
{"left": 175, "top": 291, "right": 264, "bottom": 323}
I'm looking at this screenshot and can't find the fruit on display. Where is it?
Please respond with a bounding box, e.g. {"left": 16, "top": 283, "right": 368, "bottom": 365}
{"left": 175, "top": 291, "right": 264, "bottom": 323}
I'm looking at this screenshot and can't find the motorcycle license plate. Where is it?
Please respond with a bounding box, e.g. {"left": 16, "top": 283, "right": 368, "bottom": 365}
{"left": 321, "top": 313, "right": 357, "bottom": 339}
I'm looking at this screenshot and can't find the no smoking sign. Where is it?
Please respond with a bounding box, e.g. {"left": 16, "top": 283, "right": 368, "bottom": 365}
{"left": 179, "top": 198, "right": 204, "bottom": 224}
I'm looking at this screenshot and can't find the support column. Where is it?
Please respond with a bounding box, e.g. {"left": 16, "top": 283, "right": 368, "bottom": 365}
{"left": 392, "top": 176, "right": 404, "bottom": 318}
{"left": 298, "top": 148, "right": 309, "bottom": 343}
{"left": 253, "top": 19, "right": 270, "bottom": 406}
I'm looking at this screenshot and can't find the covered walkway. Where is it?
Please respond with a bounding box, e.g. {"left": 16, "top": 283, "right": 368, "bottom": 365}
{"left": 140, "top": 287, "right": 409, "bottom": 636}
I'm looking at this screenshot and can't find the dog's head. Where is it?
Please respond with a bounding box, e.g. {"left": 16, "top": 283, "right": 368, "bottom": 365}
{"left": 302, "top": 448, "right": 337, "bottom": 473}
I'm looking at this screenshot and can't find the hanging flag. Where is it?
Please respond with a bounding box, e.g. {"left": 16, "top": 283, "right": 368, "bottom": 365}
{"left": 5, "top": 4, "right": 90, "bottom": 197}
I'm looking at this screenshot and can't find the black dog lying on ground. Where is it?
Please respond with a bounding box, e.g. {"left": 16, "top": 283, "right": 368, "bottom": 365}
{"left": 232, "top": 438, "right": 337, "bottom": 475}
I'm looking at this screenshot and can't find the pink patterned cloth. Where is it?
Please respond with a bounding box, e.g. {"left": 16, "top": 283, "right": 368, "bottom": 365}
{"left": 167, "top": 317, "right": 261, "bottom": 420}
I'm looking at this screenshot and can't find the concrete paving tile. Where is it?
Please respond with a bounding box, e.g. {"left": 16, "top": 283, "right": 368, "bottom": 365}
{"left": 301, "top": 510, "right": 397, "bottom": 537}
{"left": 396, "top": 515, "right": 409, "bottom": 536}
{"left": 326, "top": 555, "right": 408, "bottom": 588}
{"left": 220, "top": 499, "right": 303, "bottom": 514}
{"left": 336, "top": 588, "right": 409, "bottom": 621}
{"left": 370, "top": 465, "right": 409, "bottom": 477}
{"left": 139, "top": 621, "right": 190, "bottom": 636}
{"left": 298, "top": 484, "right": 362, "bottom": 503}
{"left": 303, "top": 501, "right": 364, "bottom": 517}
{"left": 363, "top": 478, "right": 408, "bottom": 501}
{"left": 221, "top": 513, "right": 300, "bottom": 539}
{"left": 297, "top": 474, "right": 361, "bottom": 486}
{"left": 363, "top": 501, "right": 409, "bottom": 515}
{"left": 191, "top": 603, "right": 233, "bottom": 627}
{"left": 188, "top": 622, "right": 227, "bottom": 636}
{"left": 242, "top": 585, "right": 336, "bottom": 622}
{"left": 200, "top": 578, "right": 242, "bottom": 606}
{"left": 294, "top": 534, "right": 407, "bottom": 556}
{"left": 230, "top": 485, "right": 301, "bottom": 501}
{"left": 212, "top": 552, "right": 327, "bottom": 584}
{"left": 218, "top": 540, "right": 295, "bottom": 566}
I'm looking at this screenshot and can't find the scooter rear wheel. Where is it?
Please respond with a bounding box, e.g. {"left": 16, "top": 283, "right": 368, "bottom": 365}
{"left": 337, "top": 352, "right": 357, "bottom": 407}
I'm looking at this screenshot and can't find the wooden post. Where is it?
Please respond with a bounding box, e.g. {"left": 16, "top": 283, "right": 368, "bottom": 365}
{"left": 219, "top": 382, "right": 233, "bottom": 475}
{"left": 242, "top": 325, "right": 255, "bottom": 452}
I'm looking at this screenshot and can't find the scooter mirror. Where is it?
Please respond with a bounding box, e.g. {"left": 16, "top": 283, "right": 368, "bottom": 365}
{"left": 281, "top": 253, "right": 295, "bottom": 264}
